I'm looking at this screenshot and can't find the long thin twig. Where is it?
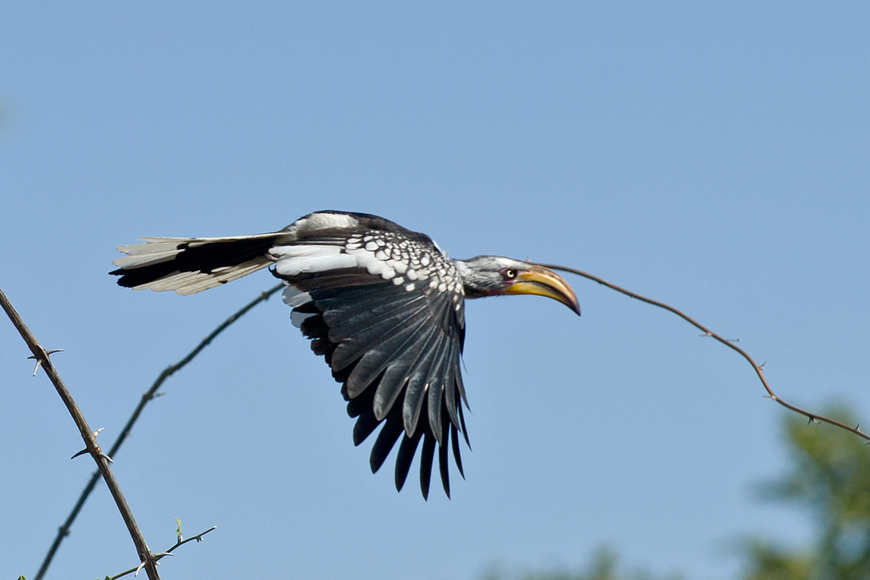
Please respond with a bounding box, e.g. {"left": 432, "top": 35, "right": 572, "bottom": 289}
{"left": 0, "top": 286, "right": 161, "bottom": 580}
{"left": 542, "top": 264, "right": 869, "bottom": 442}
{"left": 34, "top": 283, "right": 284, "bottom": 580}
{"left": 110, "top": 526, "right": 218, "bottom": 580}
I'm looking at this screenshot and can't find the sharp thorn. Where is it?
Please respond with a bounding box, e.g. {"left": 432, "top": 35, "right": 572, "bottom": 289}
{"left": 27, "top": 349, "right": 64, "bottom": 375}
{"left": 71, "top": 448, "right": 88, "bottom": 460}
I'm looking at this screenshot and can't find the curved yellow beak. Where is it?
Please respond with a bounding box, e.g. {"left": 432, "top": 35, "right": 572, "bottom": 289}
{"left": 504, "top": 265, "right": 581, "bottom": 315}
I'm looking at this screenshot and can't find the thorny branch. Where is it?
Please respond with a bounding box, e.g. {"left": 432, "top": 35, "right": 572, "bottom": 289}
{"left": 109, "top": 526, "right": 217, "bottom": 580}
{"left": 21, "top": 262, "right": 868, "bottom": 576}
{"left": 0, "top": 286, "right": 160, "bottom": 580}
{"left": 543, "top": 264, "right": 870, "bottom": 443}
{"left": 34, "top": 283, "right": 284, "bottom": 580}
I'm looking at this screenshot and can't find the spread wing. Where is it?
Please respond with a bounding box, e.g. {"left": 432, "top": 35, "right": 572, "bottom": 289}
{"left": 274, "top": 235, "right": 469, "bottom": 499}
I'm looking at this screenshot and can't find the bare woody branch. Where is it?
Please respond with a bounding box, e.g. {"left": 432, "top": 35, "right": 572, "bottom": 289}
{"left": 35, "top": 283, "right": 283, "bottom": 580}
{"left": 0, "top": 286, "right": 161, "bottom": 580}
{"left": 543, "top": 264, "right": 869, "bottom": 443}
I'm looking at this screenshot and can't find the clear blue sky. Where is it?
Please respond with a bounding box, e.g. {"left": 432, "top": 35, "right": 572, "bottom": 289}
{"left": 2, "top": 3, "right": 868, "bottom": 579}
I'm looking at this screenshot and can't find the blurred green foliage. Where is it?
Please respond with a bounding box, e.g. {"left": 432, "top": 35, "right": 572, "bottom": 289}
{"left": 742, "top": 406, "right": 870, "bottom": 580}
{"left": 481, "top": 406, "right": 870, "bottom": 580}
{"left": 479, "top": 547, "right": 684, "bottom": 580}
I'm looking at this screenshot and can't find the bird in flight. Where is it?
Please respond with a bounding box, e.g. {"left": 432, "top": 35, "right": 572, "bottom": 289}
{"left": 111, "top": 211, "right": 580, "bottom": 498}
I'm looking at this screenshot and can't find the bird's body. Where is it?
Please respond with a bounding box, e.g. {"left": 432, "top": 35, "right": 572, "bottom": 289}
{"left": 112, "top": 211, "right": 579, "bottom": 498}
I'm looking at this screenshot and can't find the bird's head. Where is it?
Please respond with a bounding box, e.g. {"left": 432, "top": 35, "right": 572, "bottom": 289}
{"left": 455, "top": 256, "right": 580, "bottom": 315}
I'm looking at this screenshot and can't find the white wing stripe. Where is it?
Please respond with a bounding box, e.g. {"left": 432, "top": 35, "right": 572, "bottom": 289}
{"left": 273, "top": 254, "right": 359, "bottom": 276}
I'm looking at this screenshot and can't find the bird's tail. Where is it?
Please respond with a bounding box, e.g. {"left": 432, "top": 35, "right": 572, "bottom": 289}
{"left": 110, "top": 232, "right": 289, "bottom": 295}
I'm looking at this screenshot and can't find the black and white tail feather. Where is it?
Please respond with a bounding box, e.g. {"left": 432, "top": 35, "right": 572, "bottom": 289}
{"left": 111, "top": 211, "right": 469, "bottom": 498}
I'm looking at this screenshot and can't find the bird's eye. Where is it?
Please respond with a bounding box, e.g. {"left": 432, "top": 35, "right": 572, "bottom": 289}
{"left": 503, "top": 268, "right": 518, "bottom": 280}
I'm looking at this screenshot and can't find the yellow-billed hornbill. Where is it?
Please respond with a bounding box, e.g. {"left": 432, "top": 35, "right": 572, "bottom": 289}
{"left": 111, "top": 211, "right": 579, "bottom": 498}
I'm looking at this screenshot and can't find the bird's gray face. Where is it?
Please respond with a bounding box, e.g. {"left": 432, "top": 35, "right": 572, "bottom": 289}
{"left": 457, "top": 256, "right": 581, "bottom": 315}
